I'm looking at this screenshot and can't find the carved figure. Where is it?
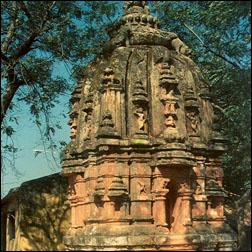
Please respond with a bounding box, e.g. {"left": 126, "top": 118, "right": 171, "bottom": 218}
{"left": 162, "top": 178, "right": 170, "bottom": 189}
{"left": 178, "top": 182, "right": 190, "bottom": 193}
{"left": 134, "top": 107, "right": 146, "bottom": 131}
{"left": 171, "top": 37, "right": 192, "bottom": 56}
{"left": 154, "top": 178, "right": 170, "bottom": 192}
{"left": 165, "top": 103, "right": 176, "bottom": 114}
{"left": 166, "top": 89, "right": 175, "bottom": 98}
{"left": 68, "top": 183, "right": 76, "bottom": 196}
{"left": 195, "top": 184, "right": 203, "bottom": 195}
{"left": 69, "top": 117, "right": 77, "bottom": 139}
{"left": 186, "top": 111, "right": 198, "bottom": 133}
{"left": 84, "top": 80, "right": 91, "bottom": 96}
{"left": 165, "top": 115, "right": 176, "bottom": 128}
{"left": 137, "top": 180, "right": 147, "bottom": 194}
{"left": 83, "top": 113, "right": 92, "bottom": 139}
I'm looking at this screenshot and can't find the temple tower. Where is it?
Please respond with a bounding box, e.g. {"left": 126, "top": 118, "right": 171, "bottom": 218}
{"left": 61, "top": 1, "right": 236, "bottom": 250}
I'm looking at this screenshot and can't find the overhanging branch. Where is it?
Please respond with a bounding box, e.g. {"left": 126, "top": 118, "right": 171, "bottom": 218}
{"left": 183, "top": 23, "right": 241, "bottom": 69}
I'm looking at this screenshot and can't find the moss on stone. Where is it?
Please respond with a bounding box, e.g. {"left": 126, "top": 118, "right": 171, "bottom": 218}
{"left": 131, "top": 139, "right": 149, "bottom": 145}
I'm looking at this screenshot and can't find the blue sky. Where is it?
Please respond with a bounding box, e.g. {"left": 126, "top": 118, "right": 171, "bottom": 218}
{"left": 1, "top": 62, "right": 72, "bottom": 198}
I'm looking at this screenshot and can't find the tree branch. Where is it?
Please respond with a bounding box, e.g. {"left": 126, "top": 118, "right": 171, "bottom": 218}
{"left": 1, "top": 51, "right": 9, "bottom": 62}
{"left": 17, "top": 1, "right": 31, "bottom": 19}
{"left": 1, "top": 2, "right": 18, "bottom": 54}
{"left": 8, "top": 2, "right": 56, "bottom": 62}
{"left": 1, "top": 64, "right": 27, "bottom": 123}
{"left": 11, "top": 32, "right": 38, "bottom": 60}
{"left": 183, "top": 23, "right": 241, "bottom": 69}
{"left": 2, "top": 1, "right": 60, "bottom": 122}
{"left": 211, "top": 103, "right": 227, "bottom": 114}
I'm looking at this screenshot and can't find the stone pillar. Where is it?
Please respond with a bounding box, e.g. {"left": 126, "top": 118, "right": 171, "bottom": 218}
{"left": 152, "top": 169, "right": 170, "bottom": 228}
{"left": 68, "top": 173, "right": 85, "bottom": 228}
{"left": 130, "top": 161, "right": 153, "bottom": 224}
{"left": 192, "top": 156, "right": 208, "bottom": 224}
{"left": 178, "top": 185, "right": 193, "bottom": 227}
{"left": 171, "top": 182, "right": 193, "bottom": 233}
{"left": 153, "top": 189, "right": 169, "bottom": 227}
{"left": 205, "top": 158, "right": 225, "bottom": 226}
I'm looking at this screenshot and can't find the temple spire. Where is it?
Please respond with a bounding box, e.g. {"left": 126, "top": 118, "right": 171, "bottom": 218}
{"left": 121, "top": 1, "right": 159, "bottom": 28}
{"left": 124, "top": 1, "right": 148, "bottom": 14}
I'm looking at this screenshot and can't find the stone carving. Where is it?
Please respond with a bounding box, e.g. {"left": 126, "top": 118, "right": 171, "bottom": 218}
{"left": 82, "top": 112, "right": 92, "bottom": 140}
{"left": 97, "top": 110, "right": 119, "bottom": 138}
{"left": 62, "top": 1, "right": 236, "bottom": 250}
{"left": 178, "top": 182, "right": 190, "bottom": 194}
{"left": 101, "top": 111, "right": 114, "bottom": 128}
{"left": 132, "top": 80, "right": 148, "bottom": 136}
{"left": 171, "top": 37, "right": 192, "bottom": 56}
{"left": 94, "top": 177, "right": 106, "bottom": 201}
{"left": 186, "top": 111, "right": 199, "bottom": 134}
{"left": 125, "top": 1, "right": 146, "bottom": 10}
{"left": 105, "top": 1, "right": 191, "bottom": 55}
{"left": 134, "top": 107, "right": 146, "bottom": 131}
{"left": 101, "top": 67, "right": 120, "bottom": 88}
{"left": 68, "top": 82, "right": 82, "bottom": 142}
{"left": 79, "top": 79, "right": 94, "bottom": 142}
{"left": 108, "top": 176, "right": 128, "bottom": 201}
{"left": 68, "top": 182, "right": 76, "bottom": 197}
{"left": 195, "top": 184, "right": 203, "bottom": 195}
{"left": 68, "top": 114, "right": 78, "bottom": 140}
{"left": 158, "top": 62, "right": 184, "bottom": 142}
{"left": 161, "top": 178, "right": 170, "bottom": 190}
{"left": 184, "top": 86, "right": 201, "bottom": 140}
{"left": 84, "top": 79, "right": 91, "bottom": 96}
{"left": 132, "top": 80, "right": 148, "bottom": 104}
{"left": 153, "top": 177, "right": 170, "bottom": 193}
{"left": 137, "top": 180, "right": 147, "bottom": 196}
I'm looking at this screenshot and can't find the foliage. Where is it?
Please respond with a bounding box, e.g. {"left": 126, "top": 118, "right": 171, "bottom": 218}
{"left": 151, "top": 1, "right": 251, "bottom": 195}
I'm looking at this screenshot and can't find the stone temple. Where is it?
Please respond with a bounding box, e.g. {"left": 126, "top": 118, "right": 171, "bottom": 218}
{"left": 61, "top": 1, "right": 236, "bottom": 250}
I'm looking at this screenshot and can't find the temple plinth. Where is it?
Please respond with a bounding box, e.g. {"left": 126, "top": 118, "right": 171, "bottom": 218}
{"left": 61, "top": 1, "right": 236, "bottom": 250}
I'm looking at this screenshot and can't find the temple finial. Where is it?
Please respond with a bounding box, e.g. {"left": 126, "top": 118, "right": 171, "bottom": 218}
{"left": 124, "top": 1, "right": 148, "bottom": 14}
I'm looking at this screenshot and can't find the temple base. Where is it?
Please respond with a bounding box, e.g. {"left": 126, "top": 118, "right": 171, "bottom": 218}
{"left": 64, "top": 224, "right": 236, "bottom": 251}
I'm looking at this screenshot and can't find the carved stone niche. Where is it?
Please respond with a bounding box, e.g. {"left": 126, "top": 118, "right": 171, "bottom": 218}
{"left": 107, "top": 176, "right": 130, "bottom": 220}
{"left": 68, "top": 89, "right": 81, "bottom": 142}
{"left": 132, "top": 80, "right": 149, "bottom": 138}
{"left": 93, "top": 177, "right": 106, "bottom": 205}
{"left": 83, "top": 82, "right": 94, "bottom": 113}
{"left": 209, "top": 108, "right": 227, "bottom": 151}
{"left": 101, "top": 67, "right": 120, "bottom": 89}
{"left": 81, "top": 111, "right": 92, "bottom": 141}
{"left": 152, "top": 176, "right": 171, "bottom": 229}
{"left": 184, "top": 86, "right": 201, "bottom": 142}
{"left": 160, "top": 89, "right": 181, "bottom": 141}
{"left": 97, "top": 110, "right": 120, "bottom": 138}
{"left": 78, "top": 79, "right": 94, "bottom": 142}
{"left": 159, "top": 63, "right": 178, "bottom": 89}
{"left": 68, "top": 111, "right": 78, "bottom": 141}
{"left": 158, "top": 62, "right": 184, "bottom": 142}
{"left": 171, "top": 182, "right": 193, "bottom": 233}
{"left": 206, "top": 193, "right": 225, "bottom": 225}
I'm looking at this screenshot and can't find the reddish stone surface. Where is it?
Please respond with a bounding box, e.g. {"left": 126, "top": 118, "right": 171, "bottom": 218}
{"left": 61, "top": 1, "right": 236, "bottom": 250}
